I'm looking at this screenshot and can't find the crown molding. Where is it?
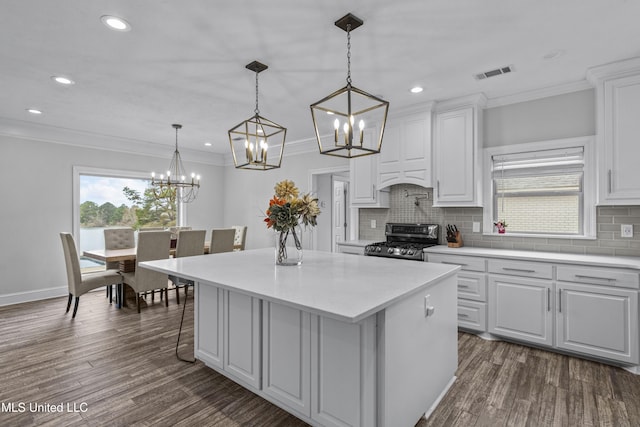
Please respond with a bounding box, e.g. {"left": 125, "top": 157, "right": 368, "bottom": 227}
{"left": 586, "top": 56, "right": 640, "bottom": 84}
{"left": 434, "top": 93, "right": 488, "bottom": 112}
{"left": 0, "top": 116, "right": 225, "bottom": 166}
{"left": 485, "top": 80, "right": 594, "bottom": 109}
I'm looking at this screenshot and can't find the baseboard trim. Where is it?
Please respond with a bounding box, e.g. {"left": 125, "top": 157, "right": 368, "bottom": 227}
{"left": 423, "top": 375, "right": 457, "bottom": 420}
{"left": 0, "top": 286, "right": 68, "bottom": 307}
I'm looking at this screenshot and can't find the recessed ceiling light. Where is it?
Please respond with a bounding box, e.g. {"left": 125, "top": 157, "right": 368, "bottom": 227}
{"left": 543, "top": 49, "right": 564, "bottom": 60}
{"left": 101, "top": 15, "right": 131, "bottom": 32}
{"left": 410, "top": 86, "right": 423, "bottom": 94}
{"left": 204, "top": 142, "right": 212, "bottom": 147}
{"left": 51, "top": 76, "right": 75, "bottom": 85}
{"left": 26, "top": 108, "right": 42, "bottom": 115}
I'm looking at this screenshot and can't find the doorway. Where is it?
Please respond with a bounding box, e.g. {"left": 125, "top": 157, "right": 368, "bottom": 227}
{"left": 308, "top": 166, "right": 351, "bottom": 252}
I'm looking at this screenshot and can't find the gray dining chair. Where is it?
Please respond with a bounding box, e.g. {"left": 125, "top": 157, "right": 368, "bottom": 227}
{"left": 103, "top": 227, "right": 135, "bottom": 303}
{"left": 231, "top": 225, "right": 248, "bottom": 251}
{"left": 169, "top": 229, "right": 206, "bottom": 304}
{"left": 209, "top": 228, "right": 236, "bottom": 254}
{"left": 60, "top": 232, "right": 123, "bottom": 318}
{"left": 121, "top": 231, "right": 171, "bottom": 313}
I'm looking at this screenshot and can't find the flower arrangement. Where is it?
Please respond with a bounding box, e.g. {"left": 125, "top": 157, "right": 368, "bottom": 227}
{"left": 265, "top": 180, "right": 320, "bottom": 264}
{"left": 494, "top": 220, "right": 508, "bottom": 234}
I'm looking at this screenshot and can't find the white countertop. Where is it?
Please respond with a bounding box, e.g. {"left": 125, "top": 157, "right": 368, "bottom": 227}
{"left": 336, "top": 239, "right": 377, "bottom": 247}
{"left": 141, "top": 248, "right": 459, "bottom": 323}
{"left": 424, "top": 245, "right": 640, "bottom": 270}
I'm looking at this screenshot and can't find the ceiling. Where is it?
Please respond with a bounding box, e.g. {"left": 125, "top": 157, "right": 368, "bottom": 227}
{"left": 2, "top": 0, "right": 640, "bottom": 160}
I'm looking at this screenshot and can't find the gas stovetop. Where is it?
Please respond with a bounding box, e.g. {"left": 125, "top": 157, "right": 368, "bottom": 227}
{"left": 365, "top": 223, "right": 439, "bottom": 261}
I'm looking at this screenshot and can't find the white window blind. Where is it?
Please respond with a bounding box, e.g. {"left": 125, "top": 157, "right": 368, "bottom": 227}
{"left": 492, "top": 147, "right": 584, "bottom": 235}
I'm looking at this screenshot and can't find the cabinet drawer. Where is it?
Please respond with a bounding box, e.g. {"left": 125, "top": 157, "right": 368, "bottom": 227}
{"left": 428, "top": 254, "right": 486, "bottom": 272}
{"left": 488, "top": 259, "right": 552, "bottom": 279}
{"left": 457, "top": 272, "right": 487, "bottom": 302}
{"left": 557, "top": 265, "right": 640, "bottom": 289}
{"left": 457, "top": 301, "right": 486, "bottom": 332}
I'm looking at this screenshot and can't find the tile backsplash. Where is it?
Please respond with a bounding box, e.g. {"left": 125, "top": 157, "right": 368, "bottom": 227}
{"left": 358, "top": 184, "right": 640, "bottom": 257}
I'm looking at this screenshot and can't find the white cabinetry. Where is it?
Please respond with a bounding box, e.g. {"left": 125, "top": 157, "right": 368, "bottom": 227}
{"left": 350, "top": 145, "right": 389, "bottom": 207}
{"left": 194, "top": 283, "right": 261, "bottom": 389}
{"left": 378, "top": 108, "right": 432, "bottom": 189}
{"left": 588, "top": 59, "right": 640, "bottom": 204}
{"left": 262, "top": 302, "right": 311, "bottom": 417}
{"left": 433, "top": 95, "right": 485, "bottom": 207}
{"left": 556, "top": 265, "right": 639, "bottom": 364}
{"left": 427, "top": 254, "right": 487, "bottom": 332}
{"left": 488, "top": 259, "right": 554, "bottom": 347}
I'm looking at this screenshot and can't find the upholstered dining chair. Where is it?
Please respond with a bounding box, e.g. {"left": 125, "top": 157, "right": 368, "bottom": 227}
{"left": 121, "top": 231, "right": 171, "bottom": 313}
{"left": 103, "top": 227, "right": 135, "bottom": 303}
{"left": 231, "top": 225, "right": 248, "bottom": 251}
{"left": 209, "top": 228, "right": 236, "bottom": 254}
{"left": 60, "top": 232, "right": 123, "bottom": 318}
{"left": 169, "top": 229, "right": 206, "bottom": 304}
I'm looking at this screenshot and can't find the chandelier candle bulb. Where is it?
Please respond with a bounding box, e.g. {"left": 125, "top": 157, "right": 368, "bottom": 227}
{"left": 334, "top": 119, "right": 339, "bottom": 142}
{"left": 359, "top": 120, "right": 365, "bottom": 145}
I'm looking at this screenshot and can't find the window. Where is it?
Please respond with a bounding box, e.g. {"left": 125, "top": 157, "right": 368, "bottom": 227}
{"left": 483, "top": 137, "right": 596, "bottom": 238}
{"left": 73, "top": 166, "right": 182, "bottom": 271}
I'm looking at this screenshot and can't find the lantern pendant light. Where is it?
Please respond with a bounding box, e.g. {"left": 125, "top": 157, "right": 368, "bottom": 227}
{"left": 228, "top": 61, "right": 287, "bottom": 170}
{"left": 310, "top": 13, "right": 389, "bottom": 158}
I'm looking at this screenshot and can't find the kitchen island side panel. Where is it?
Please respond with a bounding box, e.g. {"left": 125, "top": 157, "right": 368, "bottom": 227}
{"left": 378, "top": 274, "right": 458, "bottom": 426}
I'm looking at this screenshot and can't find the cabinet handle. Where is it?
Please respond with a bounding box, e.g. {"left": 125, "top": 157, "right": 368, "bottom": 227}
{"left": 558, "top": 289, "right": 562, "bottom": 313}
{"left": 458, "top": 284, "right": 470, "bottom": 289}
{"left": 502, "top": 267, "right": 536, "bottom": 273}
{"left": 442, "top": 261, "right": 467, "bottom": 266}
{"left": 574, "top": 274, "right": 616, "bottom": 282}
{"left": 458, "top": 313, "right": 469, "bottom": 318}
{"left": 547, "top": 288, "right": 551, "bottom": 312}
{"left": 437, "top": 180, "right": 440, "bottom": 197}
{"left": 608, "top": 169, "right": 612, "bottom": 194}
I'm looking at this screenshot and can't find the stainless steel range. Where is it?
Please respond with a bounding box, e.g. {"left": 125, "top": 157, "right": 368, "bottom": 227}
{"left": 365, "top": 223, "right": 439, "bottom": 261}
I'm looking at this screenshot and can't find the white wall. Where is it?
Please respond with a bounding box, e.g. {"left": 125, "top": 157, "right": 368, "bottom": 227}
{"left": 222, "top": 149, "right": 348, "bottom": 250}
{"left": 0, "top": 135, "right": 223, "bottom": 304}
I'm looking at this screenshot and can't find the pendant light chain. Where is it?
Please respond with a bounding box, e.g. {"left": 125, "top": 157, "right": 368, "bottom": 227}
{"left": 254, "top": 71, "right": 260, "bottom": 115}
{"left": 346, "top": 23, "right": 352, "bottom": 86}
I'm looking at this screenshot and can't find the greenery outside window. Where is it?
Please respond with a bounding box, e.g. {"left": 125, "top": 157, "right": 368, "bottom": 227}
{"left": 483, "top": 137, "right": 596, "bottom": 239}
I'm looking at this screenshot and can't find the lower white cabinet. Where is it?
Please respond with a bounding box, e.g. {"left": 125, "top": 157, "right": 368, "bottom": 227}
{"left": 223, "top": 290, "right": 262, "bottom": 389}
{"left": 488, "top": 275, "right": 553, "bottom": 347}
{"left": 194, "top": 283, "right": 261, "bottom": 389}
{"left": 195, "top": 283, "right": 224, "bottom": 369}
{"left": 427, "top": 254, "right": 487, "bottom": 332}
{"left": 556, "top": 281, "right": 638, "bottom": 364}
{"left": 427, "top": 248, "right": 640, "bottom": 368}
{"left": 262, "top": 302, "right": 311, "bottom": 417}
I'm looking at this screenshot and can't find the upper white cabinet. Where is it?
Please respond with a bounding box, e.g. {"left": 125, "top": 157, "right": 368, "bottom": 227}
{"left": 433, "top": 94, "right": 486, "bottom": 207}
{"left": 350, "top": 127, "right": 389, "bottom": 208}
{"left": 588, "top": 58, "right": 640, "bottom": 205}
{"left": 378, "top": 106, "right": 433, "bottom": 189}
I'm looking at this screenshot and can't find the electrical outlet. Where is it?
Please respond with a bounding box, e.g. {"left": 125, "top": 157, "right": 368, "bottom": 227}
{"left": 621, "top": 224, "right": 633, "bottom": 238}
{"left": 472, "top": 222, "right": 480, "bottom": 233}
{"left": 370, "top": 219, "right": 376, "bottom": 229}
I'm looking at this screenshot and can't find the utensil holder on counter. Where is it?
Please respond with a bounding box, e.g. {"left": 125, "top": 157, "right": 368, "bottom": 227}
{"left": 447, "top": 232, "right": 463, "bottom": 248}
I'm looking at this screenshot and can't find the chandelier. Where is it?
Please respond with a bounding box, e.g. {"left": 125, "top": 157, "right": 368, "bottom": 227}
{"left": 228, "top": 61, "right": 287, "bottom": 170}
{"left": 151, "top": 124, "right": 200, "bottom": 203}
{"left": 310, "top": 13, "right": 389, "bottom": 158}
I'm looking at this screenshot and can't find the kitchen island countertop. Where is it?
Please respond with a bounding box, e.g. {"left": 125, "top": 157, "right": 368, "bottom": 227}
{"left": 141, "top": 247, "right": 459, "bottom": 323}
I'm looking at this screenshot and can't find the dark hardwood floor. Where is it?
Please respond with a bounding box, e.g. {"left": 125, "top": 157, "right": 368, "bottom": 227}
{"left": 1, "top": 289, "right": 639, "bottom": 426}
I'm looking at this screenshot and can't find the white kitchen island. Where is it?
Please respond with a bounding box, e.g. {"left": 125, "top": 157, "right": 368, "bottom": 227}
{"left": 141, "top": 248, "right": 459, "bottom": 427}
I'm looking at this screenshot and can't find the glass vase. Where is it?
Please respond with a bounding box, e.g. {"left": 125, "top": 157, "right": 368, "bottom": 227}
{"left": 275, "top": 225, "right": 303, "bottom": 266}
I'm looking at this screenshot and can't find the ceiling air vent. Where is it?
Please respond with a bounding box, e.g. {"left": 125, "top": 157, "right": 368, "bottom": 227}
{"left": 474, "top": 65, "right": 514, "bottom": 80}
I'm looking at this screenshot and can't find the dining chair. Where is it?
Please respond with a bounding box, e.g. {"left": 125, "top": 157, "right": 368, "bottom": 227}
{"left": 231, "top": 225, "right": 248, "bottom": 251}
{"left": 169, "top": 229, "right": 206, "bottom": 304}
{"left": 209, "top": 228, "right": 236, "bottom": 254}
{"left": 121, "top": 231, "right": 171, "bottom": 313}
{"left": 103, "top": 227, "right": 135, "bottom": 303}
{"left": 60, "top": 232, "right": 123, "bottom": 318}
